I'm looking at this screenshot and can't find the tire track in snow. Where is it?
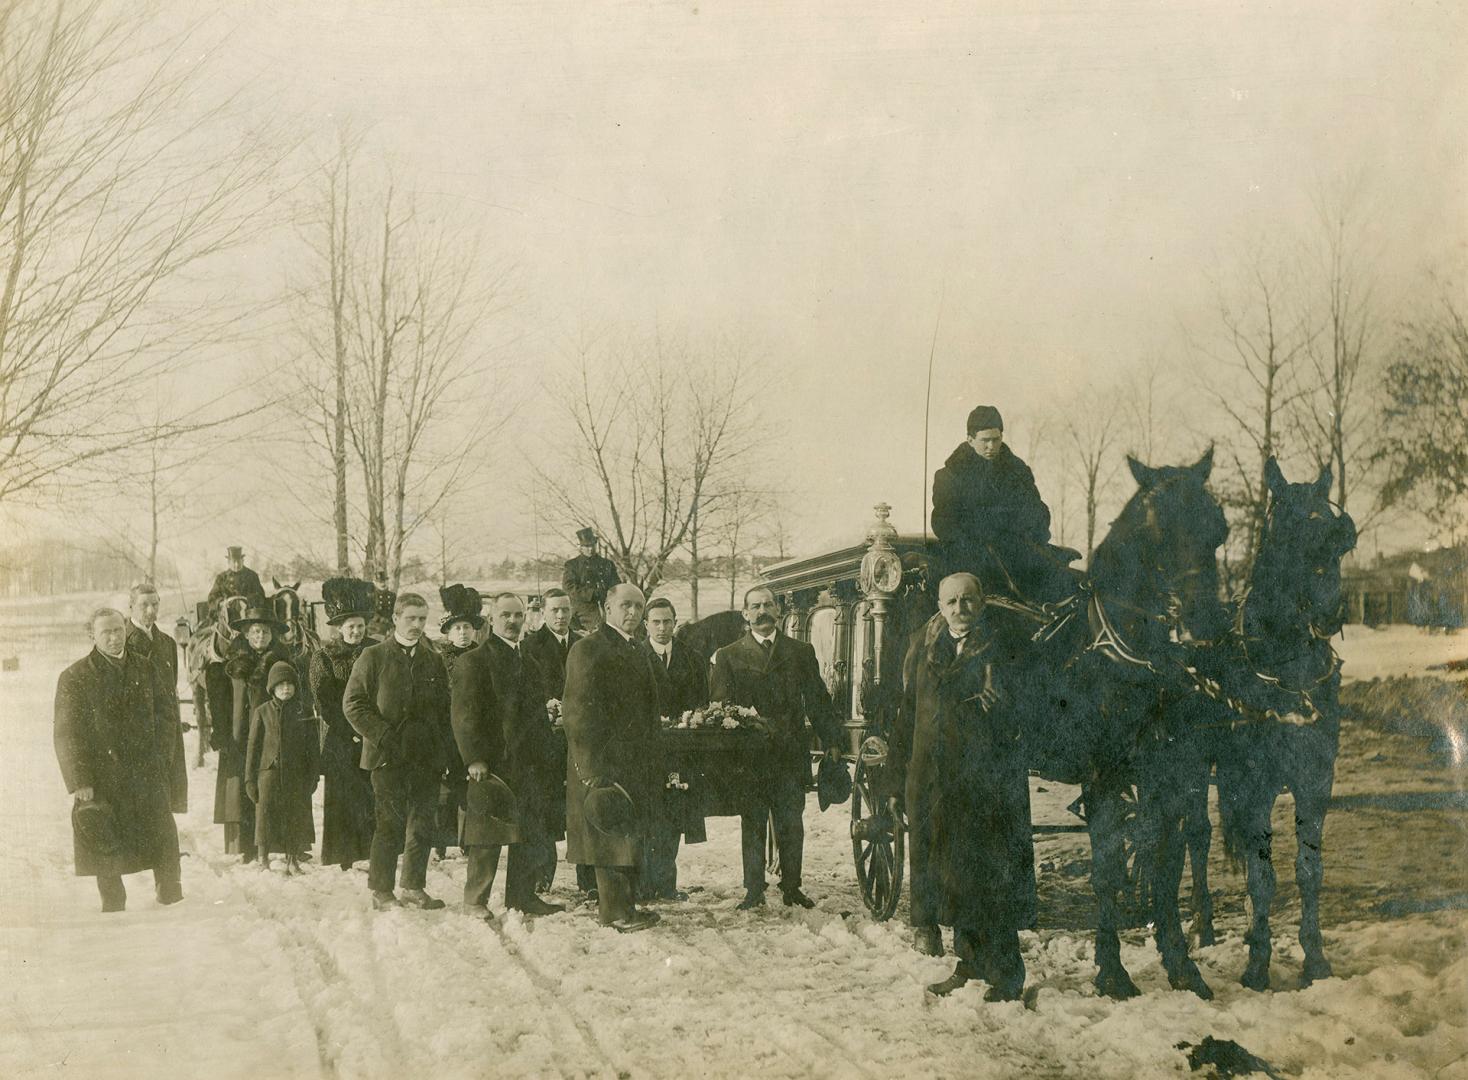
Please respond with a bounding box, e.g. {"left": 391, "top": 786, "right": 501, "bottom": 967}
{"left": 687, "top": 912, "right": 881, "bottom": 1080}
{"left": 197, "top": 847, "right": 417, "bottom": 1079}
{"left": 458, "top": 916, "right": 626, "bottom": 1079}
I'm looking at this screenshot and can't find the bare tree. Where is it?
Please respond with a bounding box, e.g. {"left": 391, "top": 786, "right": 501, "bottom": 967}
{"left": 1061, "top": 388, "right": 1124, "bottom": 560}
{"left": 1293, "top": 180, "right": 1386, "bottom": 526}
{"left": 1374, "top": 280, "right": 1468, "bottom": 540}
{"left": 709, "top": 486, "right": 774, "bottom": 611}
{"left": 283, "top": 153, "right": 515, "bottom": 589}
{"left": 0, "top": 0, "right": 281, "bottom": 504}
{"left": 531, "top": 329, "right": 765, "bottom": 594}
{"left": 1195, "top": 245, "right": 1315, "bottom": 571}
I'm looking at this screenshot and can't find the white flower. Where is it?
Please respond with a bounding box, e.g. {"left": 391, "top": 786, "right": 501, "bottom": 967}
{"left": 721, "top": 718, "right": 739, "bottom": 730}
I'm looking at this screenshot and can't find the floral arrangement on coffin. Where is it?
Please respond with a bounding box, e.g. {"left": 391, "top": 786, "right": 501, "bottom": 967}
{"left": 661, "top": 701, "right": 772, "bottom": 736}
{"left": 545, "top": 698, "right": 563, "bottom": 728}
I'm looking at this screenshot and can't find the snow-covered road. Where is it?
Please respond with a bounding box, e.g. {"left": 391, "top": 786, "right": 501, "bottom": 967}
{"left": 3, "top": 627, "right": 1466, "bottom": 1079}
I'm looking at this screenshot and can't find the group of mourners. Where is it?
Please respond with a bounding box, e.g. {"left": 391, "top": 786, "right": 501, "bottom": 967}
{"left": 54, "top": 404, "right": 1077, "bottom": 1003}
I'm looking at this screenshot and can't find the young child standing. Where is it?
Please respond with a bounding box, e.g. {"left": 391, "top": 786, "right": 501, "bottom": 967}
{"left": 245, "top": 661, "right": 319, "bottom": 873}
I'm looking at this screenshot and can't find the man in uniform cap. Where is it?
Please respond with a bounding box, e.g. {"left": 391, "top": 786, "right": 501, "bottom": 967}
{"left": 562, "top": 528, "right": 621, "bottom": 633}
{"left": 206, "top": 546, "right": 267, "bottom": 618}
{"left": 930, "top": 405, "right": 1076, "bottom": 604}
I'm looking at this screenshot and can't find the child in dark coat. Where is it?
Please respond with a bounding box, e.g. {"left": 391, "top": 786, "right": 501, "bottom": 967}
{"left": 245, "top": 661, "right": 319, "bottom": 873}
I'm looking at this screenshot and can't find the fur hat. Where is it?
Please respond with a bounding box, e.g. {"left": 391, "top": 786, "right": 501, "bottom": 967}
{"left": 266, "top": 660, "right": 298, "bottom": 695}
{"left": 230, "top": 604, "right": 286, "bottom": 635}
{"left": 966, "top": 405, "right": 1004, "bottom": 436}
{"left": 575, "top": 526, "right": 598, "bottom": 546}
{"left": 321, "top": 577, "right": 376, "bottom": 626}
{"left": 439, "top": 584, "right": 486, "bottom": 632}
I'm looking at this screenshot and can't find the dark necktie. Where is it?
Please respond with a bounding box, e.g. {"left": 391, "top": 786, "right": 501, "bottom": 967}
{"left": 760, "top": 637, "right": 773, "bottom": 660}
{"left": 662, "top": 648, "right": 672, "bottom": 670}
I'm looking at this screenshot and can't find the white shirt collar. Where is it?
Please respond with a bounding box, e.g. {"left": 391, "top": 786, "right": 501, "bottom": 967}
{"left": 752, "top": 629, "right": 777, "bottom": 646}
{"left": 650, "top": 639, "right": 672, "bottom": 656}
{"left": 549, "top": 628, "right": 568, "bottom": 645}
{"left": 609, "top": 624, "right": 634, "bottom": 643}
{"left": 393, "top": 632, "right": 419, "bottom": 652}
{"left": 495, "top": 633, "right": 521, "bottom": 651}
{"left": 130, "top": 617, "right": 153, "bottom": 635}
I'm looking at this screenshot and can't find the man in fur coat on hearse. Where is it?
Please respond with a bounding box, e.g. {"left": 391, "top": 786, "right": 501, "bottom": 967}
{"left": 309, "top": 577, "right": 379, "bottom": 872}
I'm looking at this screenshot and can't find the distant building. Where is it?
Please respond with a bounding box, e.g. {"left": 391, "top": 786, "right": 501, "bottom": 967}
{"left": 1343, "top": 545, "right": 1466, "bottom": 628}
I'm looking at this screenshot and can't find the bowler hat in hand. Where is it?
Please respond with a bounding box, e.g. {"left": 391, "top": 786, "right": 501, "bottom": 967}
{"left": 72, "top": 800, "right": 121, "bottom": 856}
{"left": 467, "top": 773, "right": 521, "bottom": 836}
{"left": 817, "top": 755, "right": 852, "bottom": 811}
{"left": 584, "top": 782, "right": 636, "bottom": 839}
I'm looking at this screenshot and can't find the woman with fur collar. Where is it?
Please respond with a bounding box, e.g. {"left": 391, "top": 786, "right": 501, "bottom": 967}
{"left": 216, "top": 605, "right": 294, "bottom": 860}
{"left": 309, "top": 578, "right": 379, "bottom": 871}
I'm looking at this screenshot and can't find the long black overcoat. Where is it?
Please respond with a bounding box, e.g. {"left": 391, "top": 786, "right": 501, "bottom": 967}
{"left": 708, "top": 631, "right": 841, "bottom": 779}
{"left": 562, "top": 626, "right": 659, "bottom": 868}
{"left": 523, "top": 624, "right": 581, "bottom": 700}
{"left": 308, "top": 636, "right": 377, "bottom": 867}
{"left": 246, "top": 696, "right": 319, "bottom": 854}
{"left": 215, "top": 637, "right": 294, "bottom": 830}
{"left": 450, "top": 636, "right": 557, "bottom": 847}
{"left": 640, "top": 637, "right": 709, "bottom": 842}
{"left": 891, "top": 612, "right": 1037, "bottom": 931}
{"left": 128, "top": 622, "right": 186, "bottom": 813}
{"left": 54, "top": 647, "right": 180, "bottom": 877}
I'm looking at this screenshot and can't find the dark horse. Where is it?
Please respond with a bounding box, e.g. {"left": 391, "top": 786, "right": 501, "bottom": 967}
{"left": 1167, "top": 458, "right": 1357, "bottom": 991}
{"left": 1015, "top": 449, "right": 1233, "bottom": 999}
{"left": 885, "top": 450, "right": 1230, "bottom": 997}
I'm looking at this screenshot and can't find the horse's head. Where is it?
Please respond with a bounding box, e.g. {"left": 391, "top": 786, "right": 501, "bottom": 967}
{"left": 272, "top": 587, "right": 305, "bottom": 645}
{"left": 1257, "top": 458, "right": 1358, "bottom": 636}
{"left": 218, "top": 595, "right": 250, "bottom": 638}
{"left": 1101, "top": 448, "right": 1231, "bottom": 643}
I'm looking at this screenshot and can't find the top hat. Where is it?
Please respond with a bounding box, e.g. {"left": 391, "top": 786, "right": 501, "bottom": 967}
{"left": 230, "top": 604, "right": 287, "bottom": 635}
{"left": 226, "top": 545, "right": 244, "bottom": 559}
{"left": 439, "top": 583, "right": 486, "bottom": 632}
{"left": 817, "top": 755, "right": 852, "bottom": 811}
{"left": 321, "top": 577, "right": 376, "bottom": 626}
{"left": 575, "top": 526, "right": 598, "bottom": 546}
{"left": 583, "top": 782, "right": 637, "bottom": 839}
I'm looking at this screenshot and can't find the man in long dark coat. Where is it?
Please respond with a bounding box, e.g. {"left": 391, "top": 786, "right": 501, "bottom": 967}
{"left": 931, "top": 404, "right": 1074, "bottom": 604}
{"left": 709, "top": 585, "right": 843, "bottom": 910}
{"left": 562, "top": 583, "right": 660, "bottom": 932}
{"left": 206, "top": 546, "right": 267, "bottom": 617}
{"left": 344, "top": 592, "right": 454, "bottom": 911}
{"left": 309, "top": 577, "right": 378, "bottom": 871}
{"left": 54, "top": 609, "right": 182, "bottom": 912}
{"left": 562, "top": 528, "right": 620, "bottom": 633}
{"left": 891, "top": 572, "right": 1036, "bottom": 1001}
{"left": 451, "top": 592, "right": 565, "bottom": 920}
{"left": 638, "top": 597, "right": 708, "bottom": 900}
{"left": 523, "top": 586, "right": 589, "bottom": 893}
{"left": 126, "top": 582, "right": 186, "bottom": 814}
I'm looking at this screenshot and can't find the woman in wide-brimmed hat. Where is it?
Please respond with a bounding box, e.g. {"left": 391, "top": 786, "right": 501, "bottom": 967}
{"left": 216, "top": 604, "right": 294, "bottom": 860}
{"left": 309, "top": 577, "right": 379, "bottom": 871}
{"left": 433, "top": 584, "right": 485, "bottom": 859}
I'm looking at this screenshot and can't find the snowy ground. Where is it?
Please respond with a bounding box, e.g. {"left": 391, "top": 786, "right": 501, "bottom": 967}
{"left": 1, "top": 618, "right": 1465, "bottom": 1079}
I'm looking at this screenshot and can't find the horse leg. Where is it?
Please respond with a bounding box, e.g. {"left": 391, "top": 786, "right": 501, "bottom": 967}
{"left": 1086, "top": 781, "right": 1141, "bottom": 1000}
{"left": 1185, "top": 776, "right": 1216, "bottom": 948}
{"left": 1143, "top": 771, "right": 1213, "bottom": 1000}
{"left": 1238, "top": 792, "right": 1278, "bottom": 992}
{"left": 1293, "top": 750, "right": 1337, "bottom": 986}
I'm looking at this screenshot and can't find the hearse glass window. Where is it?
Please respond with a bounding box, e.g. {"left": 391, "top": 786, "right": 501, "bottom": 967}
{"left": 807, "top": 606, "right": 838, "bottom": 695}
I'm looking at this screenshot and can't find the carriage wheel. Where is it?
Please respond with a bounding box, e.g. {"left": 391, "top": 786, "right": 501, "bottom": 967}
{"left": 851, "top": 736, "right": 904, "bottom": 921}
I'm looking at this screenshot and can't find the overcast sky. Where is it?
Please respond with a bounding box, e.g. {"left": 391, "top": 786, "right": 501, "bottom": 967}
{"left": 12, "top": 0, "right": 1465, "bottom": 579}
